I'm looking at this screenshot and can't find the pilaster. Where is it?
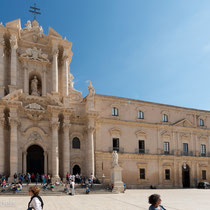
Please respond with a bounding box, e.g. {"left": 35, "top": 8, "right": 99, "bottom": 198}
{"left": 0, "top": 37, "right": 5, "bottom": 97}
{"left": 62, "top": 52, "right": 69, "bottom": 97}
{"left": 0, "top": 107, "right": 5, "bottom": 174}
{"left": 50, "top": 114, "right": 60, "bottom": 181}
{"left": 9, "top": 34, "right": 18, "bottom": 93}
{"left": 52, "top": 49, "right": 58, "bottom": 93}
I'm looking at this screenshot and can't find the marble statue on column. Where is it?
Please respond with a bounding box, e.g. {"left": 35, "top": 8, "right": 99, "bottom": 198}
{"left": 31, "top": 76, "right": 40, "bottom": 96}
{"left": 112, "top": 151, "right": 119, "bottom": 167}
{"left": 88, "top": 81, "right": 95, "bottom": 97}
{"left": 110, "top": 150, "right": 124, "bottom": 193}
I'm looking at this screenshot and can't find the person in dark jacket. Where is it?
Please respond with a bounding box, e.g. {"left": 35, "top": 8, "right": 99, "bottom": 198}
{"left": 148, "top": 194, "right": 166, "bottom": 210}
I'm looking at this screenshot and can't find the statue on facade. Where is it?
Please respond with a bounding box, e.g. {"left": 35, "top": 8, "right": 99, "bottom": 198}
{"left": 88, "top": 81, "right": 95, "bottom": 97}
{"left": 112, "top": 151, "right": 119, "bottom": 167}
{"left": 31, "top": 76, "right": 40, "bottom": 96}
{"left": 24, "top": 20, "right": 32, "bottom": 31}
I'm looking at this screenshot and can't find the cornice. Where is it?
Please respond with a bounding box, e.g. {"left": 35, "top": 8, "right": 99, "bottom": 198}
{"left": 97, "top": 117, "right": 210, "bottom": 134}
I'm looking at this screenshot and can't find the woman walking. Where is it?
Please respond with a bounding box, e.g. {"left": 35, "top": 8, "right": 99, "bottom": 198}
{"left": 28, "top": 186, "right": 44, "bottom": 210}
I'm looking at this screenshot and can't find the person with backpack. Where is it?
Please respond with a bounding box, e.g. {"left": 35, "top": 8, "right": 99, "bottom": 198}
{"left": 28, "top": 186, "right": 44, "bottom": 210}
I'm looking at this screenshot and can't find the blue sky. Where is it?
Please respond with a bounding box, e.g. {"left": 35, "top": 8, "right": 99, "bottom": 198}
{"left": 1, "top": 0, "right": 210, "bottom": 110}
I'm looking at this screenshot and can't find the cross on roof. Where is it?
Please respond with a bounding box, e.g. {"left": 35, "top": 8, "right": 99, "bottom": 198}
{"left": 29, "top": 3, "right": 41, "bottom": 20}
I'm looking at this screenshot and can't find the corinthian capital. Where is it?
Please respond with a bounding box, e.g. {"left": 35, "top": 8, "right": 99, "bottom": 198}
{"left": 63, "top": 123, "right": 71, "bottom": 131}
{"left": 10, "top": 34, "right": 18, "bottom": 49}
{"left": 88, "top": 126, "right": 95, "bottom": 133}
{"left": 9, "top": 117, "right": 19, "bottom": 127}
{"left": 53, "top": 49, "right": 59, "bottom": 57}
{"left": 0, "top": 118, "right": 4, "bottom": 126}
{"left": 50, "top": 121, "right": 60, "bottom": 130}
{"left": 0, "top": 37, "right": 5, "bottom": 48}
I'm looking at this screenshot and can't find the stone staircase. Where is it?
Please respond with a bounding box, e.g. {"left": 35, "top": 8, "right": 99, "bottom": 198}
{"left": 0, "top": 183, "right": 111, "bottom": 196}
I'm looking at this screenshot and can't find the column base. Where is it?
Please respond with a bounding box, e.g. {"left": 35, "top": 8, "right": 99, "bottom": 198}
{"left": 8, "top": 85, "right": 16, "bottom": 93}
{"left": 51, "top": 176, "right": 61, "bottom": 183}
{"left": 8, "top": 176, "right": 15, "bottom": 183}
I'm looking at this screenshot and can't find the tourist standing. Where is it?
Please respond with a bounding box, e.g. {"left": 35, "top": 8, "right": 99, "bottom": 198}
{"left": 28, "top": 186, "right": 44, "bottom": 210}
{"left": 148, "top": 194, "right": 166, "bottom": 210}
{"left": 14, "top": 173, "right": 17, "bottom": 183}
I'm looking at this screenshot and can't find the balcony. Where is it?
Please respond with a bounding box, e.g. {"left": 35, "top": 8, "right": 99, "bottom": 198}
{"left": 200, "top": 153, "right": 206, "bottom": 157}
{"left": 135, "top": 149, "right": 149, "bottom": 154}
{"left": 109, "top": 147, "right": 124, "bottom": 153}
{"left": 181, "top": 151, "right": 194, "bottom": 156}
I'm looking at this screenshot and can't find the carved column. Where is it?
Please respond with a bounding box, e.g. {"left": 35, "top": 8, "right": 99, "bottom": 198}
{"left": 23, "top": 66, "right": 29, "bottom": 94}
{"left": 23, "top": 151, "right": 27, "bottom": 174}
{"left": 87, "top": 126, "right": 95, "bottom": 176}
{"left": 51, "top": 121, "right": 60, "bottom": 180}
{"left": 44, "top": 151, "right": 48, "bottom": 174}
{"left": 8, "top": 118, "right": 19, "bottom": 181}
{"left": 0, "top": 37, "right": 5, "bottom": 97}
{"left": 9, "top": 35, "right": 18, "bottom": 93}
{"left": 0, "top": 110, "right": 5, "bottom": 174}
{"left": 62, "top": 54, "right": 69, "bottom": 97}
{"left": 63, "top": 122, "right": 70, "bottom": 178}
{"left": 52, "top": 49, "right": 58, "bottom": 93}
{"left": 42, "top": 69, "right": 47, "bottom": 96}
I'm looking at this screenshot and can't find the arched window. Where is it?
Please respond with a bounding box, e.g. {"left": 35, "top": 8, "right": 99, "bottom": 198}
{"left": 162, "top": 114, "right": 168, "bottom": 122}
{"left": 72, "top": 137, "right": 80, "bottom": 149}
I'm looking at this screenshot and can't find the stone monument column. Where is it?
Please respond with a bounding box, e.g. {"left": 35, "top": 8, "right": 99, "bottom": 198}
{"left": 110, "top": 151, "right": 124, "bottom": 193}
{"left": 23, "top": 151, "right": 27, "bottom": 174}
{"left": 9, "top": 34, "right": 18, "bottom": 93}
{"left": 87, "top": 126, "right": 95, "bottom": 176}
{"left": 62, "top": 54, "right": 69, "bottom": 97}
{"left": 51, "top": 121, "right": 60, "bottom": 181}
{"left": 0, "top": 107, "right": 5, "bottom": 174}
{"left": 0, "top": 37, "right": 5, "bottom": 97}
{"left": 52, "top": 49, "right": 59, "bottom": 93}
{"left": 63, "top": 122, "right": 70, "bottom": 179}
{"left": 23, "top": 66, "right": 29, "bottom": 94}
{"left": 44, "top": 151, "right": 48, "bottom": 174}
{"left": 42, "top": 69, "right": 47, "bottom": 96}
{"left": 8, "top": 117, "right": 19, "bottom": 182}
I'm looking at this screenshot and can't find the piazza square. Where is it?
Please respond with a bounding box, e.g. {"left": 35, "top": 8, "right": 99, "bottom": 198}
{"left": 0, "top": 189, "right": 209, "bottom": 210}
{"left": 1, "top": 1, "right": 210, "bottom": 210}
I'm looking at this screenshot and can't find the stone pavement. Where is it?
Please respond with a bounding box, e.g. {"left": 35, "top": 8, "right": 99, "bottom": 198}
{"left": 0, "top": 189, "right": 209, "bottom": 210}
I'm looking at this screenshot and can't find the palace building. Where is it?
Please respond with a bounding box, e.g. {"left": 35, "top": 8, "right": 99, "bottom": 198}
{"left": 0, "top": 19, "right": 209, "bottom": 187}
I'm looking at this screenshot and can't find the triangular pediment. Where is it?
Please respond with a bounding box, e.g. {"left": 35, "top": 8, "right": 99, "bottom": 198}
{"left": 173, "top": 119, "right": 194, "bottom": 128}
{"left": 49, "top": 27, "right": 62, "bottom": 39}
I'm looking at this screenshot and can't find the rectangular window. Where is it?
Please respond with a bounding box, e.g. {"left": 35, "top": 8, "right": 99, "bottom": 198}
{"left": 139, "top": 140, "right": 145, "bottom": 154}
{"left": 164, "top": 142, "right": 170, "bottom": 154}
{"left": 183, "top": 143, "right": 188, "bottom": 155}
{"left": 113, "top": 138, "right": 119, "bottom": 152}
{"left": 165, "top": 169, "right": 170, "bottom": 180}
{"left": 138, "top": 111, "right": 144, "bottom": 119}
{"left": 112, "top": 107, "right": 118, "bottom": 116}
{"left": 202, "top": 170, "right": 207, "bottom": 180}
{"left": 140, "top": 168, "right": 145, "bottom": 179}
{"left": 201, "top": 144, "right": 206, "bottom": 156}
{"left": 200, "top": 119, "right": 204, "bottom": 126}
{"left": 162, "top": 114, "right": 168, "bottom": 122}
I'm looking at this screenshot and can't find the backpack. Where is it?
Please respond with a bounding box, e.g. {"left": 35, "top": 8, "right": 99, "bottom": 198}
{"left": 28, "top": 195, "right": 44, "bottom": 209}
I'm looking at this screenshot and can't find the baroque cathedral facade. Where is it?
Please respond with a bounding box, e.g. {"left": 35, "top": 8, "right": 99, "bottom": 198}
{"left": 0, "top": 19, "right": 210, "bottom": 187}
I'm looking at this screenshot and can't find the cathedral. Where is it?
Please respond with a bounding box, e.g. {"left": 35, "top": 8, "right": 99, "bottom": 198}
{"left": 0, "top": 19, "right": 210, "bottom": 188}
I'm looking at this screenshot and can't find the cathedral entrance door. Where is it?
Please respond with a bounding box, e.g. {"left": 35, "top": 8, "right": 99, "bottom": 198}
{"left": 73, "top": 165, "right": 81, "bottom": 175}
{"left": 27, "top": 145, "right": 44, "bottom": 175}
{"left": 182, "top": 164, "right": 190, "bottom": 188}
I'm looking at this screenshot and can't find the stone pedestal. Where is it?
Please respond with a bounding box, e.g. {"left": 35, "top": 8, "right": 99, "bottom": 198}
{"left": 110, "top": 165, "right": 124, "bottom": 193}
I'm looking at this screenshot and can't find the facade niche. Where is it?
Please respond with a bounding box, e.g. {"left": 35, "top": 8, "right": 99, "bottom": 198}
{"left": 29, "top": 73, "right": 42, "bottom": 96}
